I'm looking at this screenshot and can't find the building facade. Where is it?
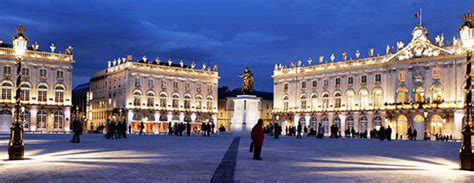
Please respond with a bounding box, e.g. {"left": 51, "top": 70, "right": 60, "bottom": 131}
{"left": 89, "top": 55, "right": 219, "bottom": 133}
{"left": 0, "top": 26, "right": 74, "bottom": 133}
{"left": 217, "top": 87, "right": 273, "bottom": 131}
{"left": 273, "top": 24, "right": 470, "bottom": 140}
{"left": 72, "top": 82, "right": 91, "bottom": 131}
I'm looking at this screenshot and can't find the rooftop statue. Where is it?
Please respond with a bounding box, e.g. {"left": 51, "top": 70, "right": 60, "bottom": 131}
{"left": 239, "top": 67, "right": 254, "bottom": 95}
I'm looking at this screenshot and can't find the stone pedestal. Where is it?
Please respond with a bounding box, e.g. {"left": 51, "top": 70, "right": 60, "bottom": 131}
{"left": 231, "top": 95, "right": 261, "bottom": 135}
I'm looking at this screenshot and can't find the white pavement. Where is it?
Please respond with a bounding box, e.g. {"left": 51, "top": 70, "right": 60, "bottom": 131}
{"left": 1, "top": 134, "right": 474, "bottom": 182}
{"left": 0, "top": 134, "right": 232, "bottom": 182}
{"left": 235, "top": 136, "right": 474, "bottom": 183}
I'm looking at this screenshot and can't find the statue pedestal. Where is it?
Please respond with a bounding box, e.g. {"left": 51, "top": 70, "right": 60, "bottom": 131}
{"left": 231, "top": 95, "right": 261, "bottom": 136}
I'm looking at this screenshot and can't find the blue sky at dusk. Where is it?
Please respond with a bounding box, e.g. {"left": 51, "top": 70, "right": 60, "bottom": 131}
{"left": 0, "top": 0, "right": 472, "bottom": 92}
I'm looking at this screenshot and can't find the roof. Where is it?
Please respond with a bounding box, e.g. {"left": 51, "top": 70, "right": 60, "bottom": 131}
{"left": 218, "top": 86, "right": 273, "bottom": 100}
{"left": 73, "top": 82, "right": 90, "bottom": 92}
{"left": 135, "top": 59, "right": 189, "bottom": 69}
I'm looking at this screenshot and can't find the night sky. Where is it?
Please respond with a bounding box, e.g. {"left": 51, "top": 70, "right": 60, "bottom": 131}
{"left": 0, "top": 1, "right": 472, "bottom": 92}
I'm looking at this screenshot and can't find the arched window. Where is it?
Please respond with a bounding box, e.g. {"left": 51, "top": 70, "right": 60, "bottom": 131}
{"left": 310, "top": 116, "right": 317, "bottom": 129}
{"left": 133, "top": 91, "right": 142, "bottom": 106}
{"left": 184, "top": 94, "right": 192, "bottom": 109}
{"left": 160, "top": 93, "right": 168, "bottom": 108}
{"left": 322, "top": 117, "right": 329, "bottom": 134}
{"left": 207, "top": 96, "right": 214, "bottom": 110}
{"left": 374, "top": 116, "right": 382, "bottom": 130}
{"left": 147, "top": 91, "right": 155, "bottom": 107}
{"left": 322, "top": 93, "right": 329, "bottom": 109}
{"left": 37, "top": 111, "right": 47, "bottom": 129}
{"left": 311, "top": 93, "right": 318, "bottom": 109}
{"left": 195, "top": 95, "right": 203, "bottom": 109}
{"left": 334, "top": 92, "right": 342, "bottom": 109}
{"left": 359, "top": 89, "right": 369, "bottom": 109}
{"left": 346, "top": 90, "right": 355, "bottom": 110}
{"left": 334, "top": 117, "right": 341, "bottom": 129}
{"left": 414, "top": 87, "right": 425, "bottom": 103}
{"left": 53, "top": 111, "right": 64, "bottom": 130}
{"left": 38, "top": 84, "right": 48, "bottom": 102}
{"left": 1, "top": 82, "right": 12, "bottom": 100}
{"left": 283, "top": 96, "right": 289, "bottom": 110}
{"left": 54, "top": 85, "right": 65, "bottom": 103}
{"left": 172, "top": 94, "right": 180, "bottom": 108}
{"left": 373, "top": 88, "right": 383, "bottom": 108}
{"left": 347, "top": 116, "right": 354, "bottom": 130}
{"left": 20, "top": 110, "right": 30, "bottom": 130}
{"left": 300, "top": 95, "right": 307, "bottom": 109}
{"left": 20, "top": 83, "right": 30, "bottom": 101}
{"left": 397, "top": 86, "right": 408, "bottom": 103}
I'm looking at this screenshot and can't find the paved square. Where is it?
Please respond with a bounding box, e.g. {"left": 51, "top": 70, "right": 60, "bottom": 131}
{"left": 1, "top": 134, "right": 474, "bottom": 182}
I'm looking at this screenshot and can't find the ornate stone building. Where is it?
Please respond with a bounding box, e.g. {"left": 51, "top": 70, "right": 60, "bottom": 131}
{"left": 89, "top": 55, "right": 219, "bottom": 133}
{"left": 273, "top": 24, "right": 470, "bottom": 140}
{"left": 0, "top": 26, "right": 74, "bottom": 133}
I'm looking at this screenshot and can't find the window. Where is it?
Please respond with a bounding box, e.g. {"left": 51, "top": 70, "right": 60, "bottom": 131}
{"left": 207, "top": 96, "right": 213, "bottom": 109}
{"left": 373, "top": 89, "right": 383, "bottom": 108}
{"left": 301, "top": 82, "right": 306, "bottom": 89}
{"left": 38, "top": 90, "right": 47, "bottom": 102}
{"left": 20, "top": 84, "right": 30, "bottom": 101}
{"left": 208, "top": 84, "right": 213, "bottom": 93}
{"left": 147, "top": 92, "right": 154, "bottom": 107}
{"left": 135, "top": 78, "right": 141, "bottom": 87}
{"left": 21, "top": 68, "right": 29, "bottom": 77}
{"left": 21, "top": 111, "right": 30, "bottom": 130}
{"left": 323, "top": 79, "right": 328, "bottom": 87}
{"left": 433, "top": 67, "right": 441, "bottom": 80}
{"left": 311, "top": 94, "right": 318, "bottom": 109}
{"left": 173, "top": 82, "right": 179, "bottom": 89}
{"left": 147, "top": 80, "right": 154, "bottom": 88}
{"left": 161, "top": 80, "right": 167, "bottom": 89}
{"left": 359, "top": 89, "right": 369, "bottom": 109}
{"left": 197, "top": 84, "right": 201, "bottom": 93}
{"left": 414, "top": 87, "right": 425, "bottom": 103}
{"left": 283, "top": 96, "right": 289, "bottom": 110}
{"left": 375, "top": 74, "right": 382, "bottom": 83}
{"left": 37, "top": 111, "right": 47, "bottom": 129}
{"left": 284, "top": 83, "right": 288, "bottom": 92}
{"left": 172, "top": 94, "right": 179, "bottom": 108}
{"left": 348, "top": 77, "right": 353, "bottom": 85}
{"left": 322, "top": 93, "right": 329, "bottom": 109}
{"left": 184, "top": 95, "right": 191, "bottom": 109}
{"left": 160, "top": 93, "right": 168, "bottom": 107}
{"left": 53, "top": 111, "right": 64, "bottom": 129}
{"left": 195, "top": 95, "right": 203, "bottom": 109}
{"left": 361, "top": 75, "right": 367, "bottom": 84}
{"left": 334, "top": 92, "right": 342, "bottom": 108}
{"left": 40, "top": 69, "right": 47, "bottom": 79}
{"left": 185, "top": 83, "right": 190, "bottom": 90}
{"left": 300, "top": 95, "right": 307, "bottom": 109}
{"left": 56, "top": 71, "right": 64, "bottom": 79}
{"left": 55, "top": 86, "right": 65, "bottom": 103}
{"left": 397, "top": 86, "right": 408, "bottom": 103}
{"left": 346, "top": 90, "right": 355, "bottom": 109}
{"left": 312, "top": 80, "right": 317, "bottom": 88}
{"left": 432, "top": 85, "right": 443, "bottom": 102}
{"left": 3, "top": 66, "right": 11, "bottom": 76}
{"left": 335, "top": 78, "right": 341, "bottom": 87}
{"left": 1, "top": 83, "right": 12, "bottom": 100}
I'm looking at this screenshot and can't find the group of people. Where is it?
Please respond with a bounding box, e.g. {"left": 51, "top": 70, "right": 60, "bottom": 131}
{"left": 200, "top": 122, "right": 215, "bottom": 137}
{"left": 167, "top": 122, "right": 192, "bottom": 136}
{"left": 105, "top": 119, "right": 128, "bottom": 139}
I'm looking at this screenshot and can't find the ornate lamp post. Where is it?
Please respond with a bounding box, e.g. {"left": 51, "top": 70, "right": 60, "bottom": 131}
{"left": 460, "top": 12, "right": 474, "bottom": 170}
{"left": 8, "top": 25, "right": 28, "bottom": 160}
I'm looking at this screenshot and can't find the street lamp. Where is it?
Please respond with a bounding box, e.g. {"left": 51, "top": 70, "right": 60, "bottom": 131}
{"left": 459, "top": 11, "right": 474, "bottom": 170}
{"left": 8, "top": 25, "right": 28, "bottom": 160}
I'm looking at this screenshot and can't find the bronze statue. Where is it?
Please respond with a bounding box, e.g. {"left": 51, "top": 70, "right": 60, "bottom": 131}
{"left": 239, "top": 67, "right": 254, "bottom": 95}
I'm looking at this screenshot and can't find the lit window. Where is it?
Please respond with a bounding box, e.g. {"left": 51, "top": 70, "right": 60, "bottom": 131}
{"left": 361, "top": 75, "right": 367, "bottom": 84}
{"left": 335, "top": 78, "right": 341, "bottom": 87}
{"left": 375, "top": 74, "right": 382, "bottom": 83}
{"left": 348, "top": 77, "right": 353, "bottom": 85}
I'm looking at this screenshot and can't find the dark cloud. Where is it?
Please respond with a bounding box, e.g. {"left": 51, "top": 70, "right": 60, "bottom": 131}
{"left": 0, "top": 0, "right": 472, "bottom": 91}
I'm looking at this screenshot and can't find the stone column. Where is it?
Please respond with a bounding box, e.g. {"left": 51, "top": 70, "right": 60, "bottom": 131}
{"left": 64, "top": 106, "right": 71, "bottom": 132}
{"left": 454, "top": 110, "right": 464, "bottom": 140}
{"left": 367, "top": 111, "right": 374, "bottom": 133}
{"left": 30, "top": 106, "right": 38, "bottom": 132}
{"left": 354, "top": 111, "right": 361, "bottom": 132}
{"left": 339, "top": 112, "right": 347, "bottom": 136}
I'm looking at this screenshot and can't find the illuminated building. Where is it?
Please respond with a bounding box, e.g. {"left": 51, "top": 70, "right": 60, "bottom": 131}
{"left": 0, "top": 26, "right": 74, "bottom": 133}
{"left": 273, "top": 24, "right": 471, "bottom": 139}
{"left": 89, "top": 55, "right": 219, "bottom": 133}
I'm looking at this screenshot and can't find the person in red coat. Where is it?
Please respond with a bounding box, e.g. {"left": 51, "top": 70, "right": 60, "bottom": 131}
{"left": 251, "top": 119, "right": 265, "bottom": 160}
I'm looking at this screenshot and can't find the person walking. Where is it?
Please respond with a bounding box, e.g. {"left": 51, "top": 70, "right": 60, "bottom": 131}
{"left": 70, "top": 117, "right": 82, "bottom": 143}
{"left": 128, "top": 124, "right": 132, "bottom": 135}
{"left": 186, "top": 121, "right": 191, "bottom": 136}
{"left": 139, "top": 121, "right": 145, "bottom": 136}
{"left": 251, "top": 119, "right": 265, "bottom": 160}
{"left": 386, "top": 125, "right": 392, "bottom": 141}
{"left": 413, "top": 129, "right": 418, "bottom": 141}
{"left": 296, "top": 122, "right": 302, "bottom": 139}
